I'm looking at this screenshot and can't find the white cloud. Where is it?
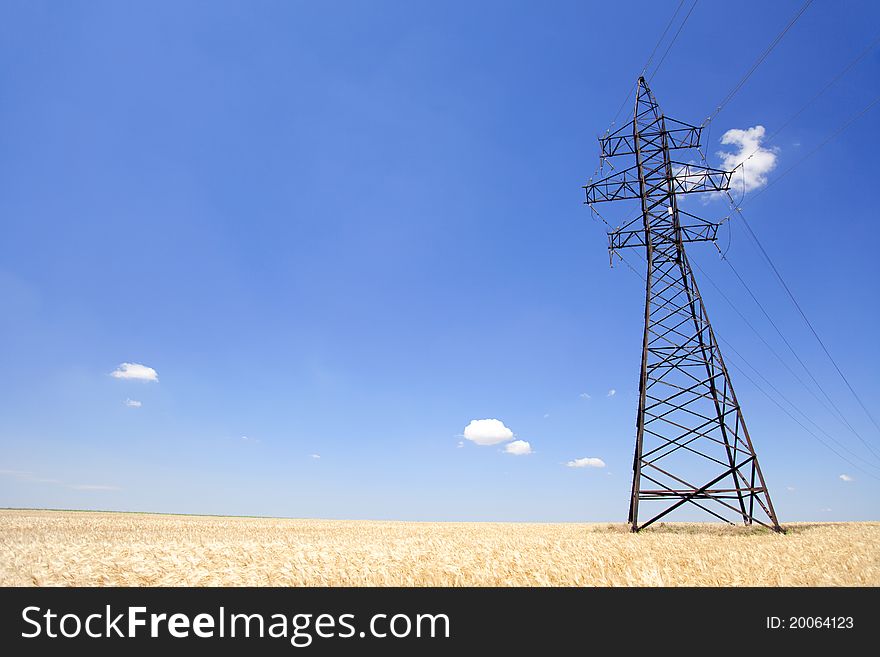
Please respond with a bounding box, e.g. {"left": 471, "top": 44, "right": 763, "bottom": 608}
{"left": 579, "top": 392, "right": 591, "bottom": 400}
{"left": 123, "top": 398, "right": 142, "bottom": 408}
{"left": 463, "top": 418, "right": 514, "bottom": 446}
{"left": 0, "top": 469, "right": 32, "bottom": 477}
{"left": 543, "top": 413, "right": 550, "bottom": 418}
{"left": 110, "top": 362, "right": 158, "bottom": 382}
{"left": 717, "top": 125, "right": 778, "bottom": 193}
{"left": 456, "top": 440, "right": 465, "bottom": 448}
{"left": 607, "top": 389, "right": 616, "bottom": 397}
{"left": 0, "top": 469, "right": 61, "bottom": 484}
{"left": 786, "top": 486, "right": 796, "bottom": 492}
{"left": 311, "top": 453, "right": 321, "bottom": 459}
{"left": 839, "top": 474, "right": 854, "bottom": 482}
{"left": 504, "top": 440, "right": 532, "bottom": 456}
{"left": 2, "top": 469, "right": 114, "bottom": 489}
{"left": 566, "top": 457, "right": 606, "bottom": 468}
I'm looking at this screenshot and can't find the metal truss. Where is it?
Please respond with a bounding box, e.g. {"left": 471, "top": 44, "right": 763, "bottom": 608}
{"left": 583, "top": 77, "right": 782, "bottom": 532}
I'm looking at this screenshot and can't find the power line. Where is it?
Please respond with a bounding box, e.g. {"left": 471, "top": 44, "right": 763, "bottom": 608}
{"left": 691, "top": 114, "right": 880, "bottom": 463}
{"left": 589, "top": 3, "right": 698, "bottom": 209}
{"left": 640, "top": 0, "right": 687, "bottom": 78}
{"left": 615, "top": 250, "right": 880, "bottom": 479}
{"left": 697, "top": 32, "right": 880, "bottom": 446}
{"left": 722, "top": 254, "right": 880, "bottom": 461}
{"left": 691, "top": 257, "right": 880, "bottom": 469}
{"left": 765, "top": 32, "right": 880, "bottom": 145}
{"left": 702, "top": 0, "right": 814, "bottom": 128}
{"left": 728, "top": 31, "right": 880, "bottom": 171}
{"left": 604, "top": 82, "right": 638, "bottom": 139}
{"left": 745, "top": 93, "right": 880, "bottom": 205}
{"left": 724, "top": 357, "right": 880, "bottom": 482}
{"left": 690, "top": 258, "right": 856, "bottom": 431}
{"left": 602, "top": 0, "right": 692, "bottom": 138}
{"left": 728, "top": 203, "right": 880, "bottom": 448}
{"left": 719, "top": 334, "right": 880, "bottom": 471}
{"left": 629, "top": 243, "right": 880, "bottom": 464}
{"left": 612, "top": 249, "right": 643, "bottom": 278}
{"left": 647, "top": 0, "right": 699, "bottom": 82}
{"left": 715, "top": 52, "right": 880, "bottom": 443}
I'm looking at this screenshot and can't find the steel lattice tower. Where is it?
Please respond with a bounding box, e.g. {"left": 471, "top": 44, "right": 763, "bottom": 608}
{"left": 584, "top": 77, "right": 782, "bottom": 532}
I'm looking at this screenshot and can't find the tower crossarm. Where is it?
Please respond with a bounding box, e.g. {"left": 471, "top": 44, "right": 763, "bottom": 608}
{"left": 608, "top": 210, "right": 720, "bottom": 251}
{"left": 670, "top": 162, "right": 733, "bottom": 196}
{"left": 583, "top": 163, "right": 732, "bottom": 204}
{"left": 600, "top": 117, "right": 702, "bottom": 158}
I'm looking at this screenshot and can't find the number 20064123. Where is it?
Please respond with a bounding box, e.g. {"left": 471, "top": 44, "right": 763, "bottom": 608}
{"left": 766, "top": 617, "right": 854, "bottom": 629}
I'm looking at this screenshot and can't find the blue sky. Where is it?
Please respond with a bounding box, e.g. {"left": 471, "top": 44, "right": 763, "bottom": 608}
{"left": 1, "top": 0, "right": 878, "bottom": 521}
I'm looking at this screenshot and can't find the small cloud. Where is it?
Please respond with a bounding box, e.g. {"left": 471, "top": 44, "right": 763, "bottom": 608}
{"left": 821, "top": 507, "right": 833, "bottom": 512}
{"left": 504, "top": 440, "right": 532, "bottom": 456}
{"left": 717, "top": 125, "right": 778, "bottom": 192}
{"left": 579, "top": 393, "right": 591, "bottom": 400}
{"left": 566, "top": 457, "right": 606, "bottom": 468}
{"left": 456, "top": 440, "right": 464, "bottom": 448}
{"left": 607, "top": 389, "right": 616, "bottom": 397}
{"left": 0, "top": 469, "right": 32, "bottom": 477}
{"left": 0, "top": 469, "right": 59, "bottom": 484}
{"left": 786, "top": 486, "right": 796, "bottom": 492}
{"left": 839, "top": 474, "right": 853, "bottom": 482}
{"left": 110, "top": 362, "right": 158, "bottom": 382}
{"left": 123, "top": 398, "right": 142, "bottom": 408}
{"left": 241, "top": 435, "right": 261, "bottom": 444}
{"left": 310, "top": 453, "right": 321, "bottom": 459}
{"left": 543, "top": 413, "right": 550, "bottom": 418}
{"left": 3, "top": 469, "right": 114, "bottom": 489}
{"left": 462, "top": 418, "right": 514, "bottom": 446}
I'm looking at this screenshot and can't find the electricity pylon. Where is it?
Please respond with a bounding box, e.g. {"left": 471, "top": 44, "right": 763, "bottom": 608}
{"left": 584, "top": 77, "right": 782, "bottom": 532}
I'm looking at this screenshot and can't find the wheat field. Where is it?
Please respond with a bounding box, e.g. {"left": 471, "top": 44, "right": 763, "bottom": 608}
{"left": 0, "top": 509, "right": 877, "bottom": 586}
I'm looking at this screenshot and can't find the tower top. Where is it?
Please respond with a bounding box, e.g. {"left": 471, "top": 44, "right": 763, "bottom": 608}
{"left": 584, "top": 79, "right": 733, "bottom": 257}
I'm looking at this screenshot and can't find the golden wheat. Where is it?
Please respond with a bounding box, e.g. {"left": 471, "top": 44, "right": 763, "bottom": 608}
{"left": 0, "top": 510, "right": 877, "bottom": 586}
